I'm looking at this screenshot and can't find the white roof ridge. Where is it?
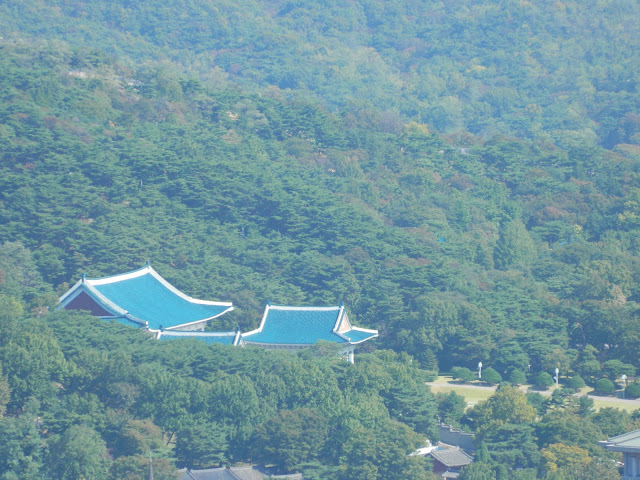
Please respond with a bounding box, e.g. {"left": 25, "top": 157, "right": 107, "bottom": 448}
{"left": 268, "top": 305, "right": 341, "bottom": 311}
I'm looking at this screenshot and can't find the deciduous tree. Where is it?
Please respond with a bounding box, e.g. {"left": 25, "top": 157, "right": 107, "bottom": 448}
{"left": 47, "top": 425, "right": 112, "bottom": 480}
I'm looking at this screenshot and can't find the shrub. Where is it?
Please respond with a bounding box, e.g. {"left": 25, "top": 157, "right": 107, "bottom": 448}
{"left": 482, "top": 367, "right": 502, "bottom": 385}
{"left": 534, "top": 372, "right": 554, "bottom": 390}
{"left": 566, "top": 375, "right": 586, "bottom": 389}
{"left": 508, "top": 370, "right": 527, "bottom": 385}
{"left": 422, "top": 370, "right": 438, "bottom": 382}
{"left": 625, "top": 383, "right": 640, "bottom": 399}
{"left": 451, "top": 366, "right": 477, "bottom": 383}
{"left": 595, "top": 378, "right": 616, "bottom": 395}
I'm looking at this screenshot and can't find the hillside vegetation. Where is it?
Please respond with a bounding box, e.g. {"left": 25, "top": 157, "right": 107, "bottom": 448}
{"left": 0, "top": 1, "right": 639, "bottom": 478}
{"left": 2, "top": 0, "right": 639, "bottom": 145}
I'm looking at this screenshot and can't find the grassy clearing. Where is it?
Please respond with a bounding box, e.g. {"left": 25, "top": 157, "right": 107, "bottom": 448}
{"left": 589, "top": 395, "right": 640, "bottom": 412}
{"left": 430, "top": 376, "right": 640, "bottom": 412}
{"left": 427, "top": 383, "right": 494, "bottom": 407}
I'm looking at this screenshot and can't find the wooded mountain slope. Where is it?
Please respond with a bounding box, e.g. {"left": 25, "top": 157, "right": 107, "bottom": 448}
{"left": 1, "top": 0, "right": 639, "bottom": 146}
{"left": 0, "top": 11, "right": 638, "bottom": 369}
{"left": 1, "top": 13, "right": 640, "bottom": 376}
{"left": 0, "top": 1, "right": 639, "bottom": 478}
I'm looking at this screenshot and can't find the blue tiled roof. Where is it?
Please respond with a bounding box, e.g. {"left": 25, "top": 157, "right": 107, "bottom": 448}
{"left": 341, "top": 329, "right": 378, "bottom": 344}
{"left": 111, "top": 316, "right": 146, "bottom": 329}
{"left": 60, "top": 265, "right": 233, "bottom": 331}
{"left": 243, "top": 306, "right": 348, "bottom": 345}
{"left": 158, "top": 331, "right": 240, "bottom": 345}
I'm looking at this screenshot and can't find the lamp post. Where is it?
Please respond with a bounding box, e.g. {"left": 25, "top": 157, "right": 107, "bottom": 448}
{"left": 622, "top": 374, "right": 628, "bottom": 399}
{"left": 554, "top": 367, "right": 559, "bottom": 390}
{"left": 478, "top": 362, "right": 483, "bottom": 381}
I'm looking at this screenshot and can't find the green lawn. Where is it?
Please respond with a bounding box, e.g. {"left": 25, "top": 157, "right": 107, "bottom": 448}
{"left": 427, "top": 383, "right": 495, "bottom": 407}
{"left": 429, "top": 376, "right": 640, "bottom": 412}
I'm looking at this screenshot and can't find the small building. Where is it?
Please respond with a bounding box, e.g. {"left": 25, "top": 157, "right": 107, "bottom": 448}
{"left": 58, "top": 263, "right": 233, "bottom": 333}
{"left": 241, "top": 304, "right": 378, "bottom": 363}
{"left": 438, "top": 424, "right": 476, "bottom": 453}
{"left": 430, "top": 447, "right": 474, "bottom": 479}
{"left": 179, "top": 466, "right": 254, "bottom": 480}
{"left": 599, "top": 428, "right": 640, "bottom": 479}
{"left": 179, "top": 466, "right": 302, "bottom": 480}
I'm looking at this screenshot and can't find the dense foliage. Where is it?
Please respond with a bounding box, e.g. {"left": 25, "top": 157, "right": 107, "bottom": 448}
{"left": 0, "top": 310, "right": 435, "bottom": 478}
{"left": 1, "top": 0, "right": 639, "bottom": 146}
{"left": 1, "top": 30, "right": 640, "bottom": 378}
{"left": 460, "top": 386, "right": 631, "bottom": 479}
{"left": 0, "top": 0, "right": 639, "bottom": 477}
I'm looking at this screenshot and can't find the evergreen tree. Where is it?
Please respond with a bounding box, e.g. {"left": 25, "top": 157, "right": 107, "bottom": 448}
{"left": 508, "top": 370, "right": 527, "bottom": 386}
{"left": 595, "top": 378, "right": 616, "bottom": 395}
{"left": 566, "top": 375, "right": 586, "bottom": 389}
{"left": 437, "top": 391, "right": 467, "bottom": 426}
{"left": 452, "top": 367, "right": 477, "bottom": 383}
{"left": 626, "top": 383, "right": 640, "bottom": 398}
{"left": 458, "top": 462, "right": 496, "bottom": 480}
{"left": 494, "top": 220, "right": 536, "bottom": 270}
{"left": 175, "top": 421, "right": 228, "bottom": 469}
{"left": 252, "top": 409, "right": 329, "bottom": 472}
{"left": 386, "top": 381, "right": 438, "bottom": 438}
{"left": 0, "top": 414, "right": 44, "bottom": 480}
{"left": 481, "top": 368, "right": 502, "bottom": 385}
{"left": 534, "top": 372, "right": 554, "bottom": 390}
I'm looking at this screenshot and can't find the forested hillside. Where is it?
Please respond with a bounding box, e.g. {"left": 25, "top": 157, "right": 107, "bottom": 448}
{"left": 0, "top": 306, "right": 439, "bottom": 479}
{"left": 2, "top": 0, "right": 639, "bottom": 145}
{"left": 0, "top": 0, "right": 639, "bottom": 478}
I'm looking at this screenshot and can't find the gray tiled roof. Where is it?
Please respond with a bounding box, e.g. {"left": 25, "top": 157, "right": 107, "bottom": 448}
{"left": 228, "top": 466, "right": 264, "bottom": 480}
{"left": 430, "top": 447, "right": 474, "bottom": 467}
{"left": 442, "top": 472, "right": 460, "bottom": 479}
{"left": 179, "top": 466, "right": 302, "bottom": 480}
{"left": 599, "top": 428, "right": 640, "bottom": 452}
{"left": 180, "top": 467, "right": 237, "bottom": 480}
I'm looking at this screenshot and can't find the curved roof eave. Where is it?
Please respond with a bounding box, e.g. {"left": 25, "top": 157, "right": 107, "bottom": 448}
{"left": 163, "top": 305, "right": 235, "bottom": 331}
{"left": 58, "top": 263, "right": 234, "bottom": 330}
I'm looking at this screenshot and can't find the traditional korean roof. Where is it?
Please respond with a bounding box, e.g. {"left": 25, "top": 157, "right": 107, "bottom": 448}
{"left": 430, "top": 447, "right": 474, "bottom": 468}
{"left": 223, "top": 466, "right": 264, "bottom": 480}
{"left": 241, "top": 304, "right": 378, "bottom": 346}
{"left": 179, "top": 466, "right": 296, "bottom": 480}
{"left": 180, "top": 467, "right": 238, "bottom": 480}
{"left": 156, "top": 330, "right": 241, "bottom": 346}
{"left": 442, "top": 471, "right": 461, "bottom": 479}
{"left": 58, "top": 263, "right": 233, "bottom": 331}
{"left": 599, "top": 429, "right": 640, "bottom": 453}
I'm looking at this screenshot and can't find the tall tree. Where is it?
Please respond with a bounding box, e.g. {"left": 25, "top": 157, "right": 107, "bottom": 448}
{"left": 175, "top": 421, "right": 228, "bottom": 469}
{"left": 47, "top": 425, "right": 112, "bottom": 480}
{"left": 469, "top": 386, "right": 536, "bottom": 432}
{"left": 494, "top": 220, "right": 536, "bottom": 270}
{"left": 252, "top": 409, "right": 329, "bottom": 473}
{"left": 0, "top": 413, "right": 44, "bottom": 480}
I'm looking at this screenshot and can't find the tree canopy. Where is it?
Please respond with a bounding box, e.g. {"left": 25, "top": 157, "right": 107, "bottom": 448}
{"left": 0, "top": 0, "right": 639, "bottom": 477}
